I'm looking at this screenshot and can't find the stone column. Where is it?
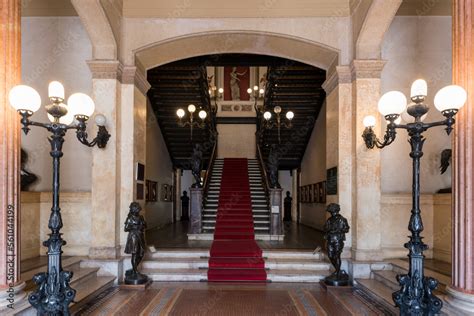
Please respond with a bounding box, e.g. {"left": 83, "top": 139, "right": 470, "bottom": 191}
{"left": 175, "top": 168, "right": 182, "bottom": 221}
{"left": 269, "top": 188, "right": 283, "bottom": 236}
{"left": 322, "top": 66, "right": 353, "bottom": 252}
{"left": 0, "top": 0, "right": 26, "bottom": 307}
{"left": 445, "top": 1, "right": 474, "bottom": 312}
{"left": 87, "top": 61, "right": 121, "bottom": 259}
{"left": 351, "top": 60, "right": 385, "bottom": 261}
{"left": 189, "top": 188, "right": 203, "bottom": 234}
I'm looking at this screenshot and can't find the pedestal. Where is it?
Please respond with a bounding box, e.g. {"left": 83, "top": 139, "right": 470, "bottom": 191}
{"left": 190, "top": 188, "right": 203, "bottom": 234}
{"left": 269, "top": 188, "right": 283, "bottom": 235}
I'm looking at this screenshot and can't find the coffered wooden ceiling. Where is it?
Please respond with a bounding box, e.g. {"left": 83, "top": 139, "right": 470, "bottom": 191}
{"left": 147, "top": 54, "right": 326, "bottom": 170}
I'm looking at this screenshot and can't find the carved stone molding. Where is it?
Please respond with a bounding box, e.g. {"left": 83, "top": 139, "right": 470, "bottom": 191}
{"left": 322, "top": 65, "right": 352, "bottom": 94}
{"left": 87, "top": 60, "right": 151, "bottom": 94}
{"left": 350, "top": 60, "right": 386, "bottom": 80}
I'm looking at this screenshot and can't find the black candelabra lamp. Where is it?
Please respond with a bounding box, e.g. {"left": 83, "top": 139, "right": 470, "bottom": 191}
{"left": 9, "top": 81, "right": 110, "bottom": 315}
{"left": 176, "top": 104, "right": 208, "bottom": 141}
{"left": 261, "top": 106, "right": 294, "bottom": 144}
{"left": 362, "top": 79, "right": 467, "bottom": 315}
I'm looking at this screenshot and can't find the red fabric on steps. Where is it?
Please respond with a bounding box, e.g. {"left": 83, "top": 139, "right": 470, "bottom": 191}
{"left": 207, "top": 158, "right": 267, "bottom": 282}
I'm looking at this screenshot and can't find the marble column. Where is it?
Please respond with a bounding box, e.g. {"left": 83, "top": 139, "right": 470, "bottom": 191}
{"left": 351, "top": 60, "right": 385, "bottom": 261}
{"left": 445, "top": 1, "right": 474, "bottom": 312}
{"left": 291, "top": 169, "right": 298, "bottom": 221}
{"left": 269, "top": 188, "right": 283, "bottom": 235}
{"left": 175, "top": 168, "right": 182, "bottom": 221}
{"left": 0, "top": 0, "right": 26, "bottom": 307}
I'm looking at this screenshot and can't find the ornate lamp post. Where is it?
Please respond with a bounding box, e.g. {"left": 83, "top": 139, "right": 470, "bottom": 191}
{"left": 9, "top": 81, "right": 110, "bottom": 315}
{"left": 247, "top": 85, "right": 265, "bottom": 108}
{"left": 176, "top": 104, "right": 208, "bottom": 141}
{"left": 261, "top": 106, "right": 294, "bottom": 144}
{"left": 361, "top": 79, "right": 467, "bottom": 315}
{"left": 209, "top": 85, "right": 223, "bottom": 111}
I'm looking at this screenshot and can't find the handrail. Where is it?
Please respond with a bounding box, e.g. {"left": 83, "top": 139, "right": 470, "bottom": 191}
{"left": 256, "top": 142, "right": 270, "bottom": 198}
{"left": 203, "top": 139, "right": 218, "bottom": 197}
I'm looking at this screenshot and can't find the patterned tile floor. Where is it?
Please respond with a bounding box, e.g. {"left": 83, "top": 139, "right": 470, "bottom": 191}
{"left": 75, "top": 282, "right": 394, "bottom": 315}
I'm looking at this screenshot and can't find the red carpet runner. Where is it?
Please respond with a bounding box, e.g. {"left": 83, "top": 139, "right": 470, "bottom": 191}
{"left": 207, "top": 158, "right": 267, "bottom": 282}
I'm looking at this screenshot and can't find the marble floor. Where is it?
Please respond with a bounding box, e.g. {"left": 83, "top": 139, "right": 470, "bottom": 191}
{"left": 145, "top": 221, "right": 325, "bottom": 250}
{"left": 74, "top": 282, "right": 393, "bottom": 315}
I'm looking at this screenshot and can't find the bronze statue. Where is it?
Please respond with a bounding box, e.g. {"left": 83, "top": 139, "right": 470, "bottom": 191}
{"left": 323, "top": 203, "right": 350, "bottom": 286}
{"left": 267, "top": 144, "right": 280, "bottom": 188}
{"left": 283, "top": 191, "right": 292, "bottom": 222}
{"left": 124, "top": 202, "right": 148, "bottom": 285}
{"left": 180, "top": 191, "right": 190, "bottom": 221}
{"left": 191, "top": 143, "right": 203, "bottom": 188}
{"left": 440, "top": 148, "right": 452, "bottom": 174}
{"left": 21, "top": 148, "right": 38, "bottom": 191}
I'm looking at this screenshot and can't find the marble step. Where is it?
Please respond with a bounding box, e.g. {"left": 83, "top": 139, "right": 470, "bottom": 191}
{"left": 202, "top": 225, "right": 270, "bottom": 231}
{"left": 354, "top": 278, "right": 400, "bottom": 314}
{"left": 389, "top": 259, "right": 450, "bottom": 292}
{"left": 142, "top": 268, "right": 207, "bottom": 281}
{"left": 21, "top": 257, "right": 84, "bottom": 282}
{"left": 267, "top": 269, "right": 330, "bottom": 282}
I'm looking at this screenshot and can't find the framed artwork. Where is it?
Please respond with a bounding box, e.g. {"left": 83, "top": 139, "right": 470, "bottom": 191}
{"left": 302, "top": 186, "right": 306, "bottom": 203}
{"left": 146, "top": 180, "right": 158, "bottom": 202}
{"left": 136, "top": 163, "right": 145, "bottom": 181}
{"left": 304, "top": 186, "right": 309, "bottom": 203}
{"left": 223, "top": 66, "right": 250, "bottom": 101}
{"left": 309, "top": 184, "right": 315, "bottom": 203}
{"left": 161, "top": 184, "right": 172, "bottom": 202}
{"left": 136, "top": 183, "right": 144, "bottom": 200}
{"left": 319, "top": 181, "right": 327, "bottom": 203}
{"left": 313, "top": 184, "right": 319, "bottom": 203}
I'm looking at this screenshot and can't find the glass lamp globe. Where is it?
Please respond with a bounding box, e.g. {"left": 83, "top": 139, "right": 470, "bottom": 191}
{"left": 253, "top": 85, "right": 259, "bottom": 91}
{"left": 67, "top": 93, "right": 95, "bottom": 118}
{"left": 47, "top": 106, "right": 74, "bottom": 125}
{"left": 259, "top": 88, "right": 264, "bottom": 95}
{"left": 434, "top": 85, "right": 467, "bottom": 112}
{"left": 363, "top": 115, "right": 376, "bottom": 128}
{"left": 8, "top": 85, "right": 41, "bottom": 113}
{"left": 247, "top": 88, "right": 253, "bottom": 94}
{"left": 263, "top": 111, "right": 272, "bottom": 120}
{"left": 188, "top": 104, "right": 196, "bottom": 113}
{"left": 378, "top": 91, "right": 407, "bottom": 116}
{"left": 198, "top": 110, "right": 207, "bottom": 120}
{"left": 286, "top": 111, "right": 294, "bottom": 120}
{"left": 218, "top": 88, "right": 224, "bottom": 94}
{"left": 274, "top": 106, "right": 282, "bottom": 114}
{"left": 177, "top": 108, "right": 185, "bottom": 118}
{"left": 48, "top": 81, "right": 65, "bottom": 100}
{"left": 95, "top": 114, "right": 106, "bottom": 126}
{"left": 410, "top": 79, "right": 428, "bottom": 99}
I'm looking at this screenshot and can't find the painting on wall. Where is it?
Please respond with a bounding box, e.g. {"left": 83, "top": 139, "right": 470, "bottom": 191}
{"left": 319, "top": 181, "right": 326, "bottom": 203}
{"left": 136, "top": 163, "right": 145, "bottom": 181}
{"left": 136, "top": 183, "right": 144, "bottom": 200}
{"left": 161, "top": 184, "right": 173, "bottom": 202}
{"left": 223, "top": 66, "right": 250, "bottom": 101}
{"left": 146, "top": 180, "right": 158, "bottom": 202}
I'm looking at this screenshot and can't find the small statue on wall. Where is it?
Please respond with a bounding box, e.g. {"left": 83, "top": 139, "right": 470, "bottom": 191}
{"left": 267, "top": 144, "right": 281, "bottom": 188}
{"left": 191, "top": 143, "right": 203, "bottom": 188}
{"left": 323, "top": 203, "right": 350, "bottom": 286}
{"left": 124, "top": 202, "right": 149, "bottom": 285}
{"left": 21, "top": 148, "right": 38, "bottom": 191}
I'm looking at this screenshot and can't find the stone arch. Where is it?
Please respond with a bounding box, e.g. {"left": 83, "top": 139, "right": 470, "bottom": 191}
{"left": 134, "top": 31, "right": 339, "bottom": 73}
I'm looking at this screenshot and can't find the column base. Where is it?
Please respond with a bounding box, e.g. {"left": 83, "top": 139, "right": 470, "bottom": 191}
{"left": 444, "top": 286, "right": 474, "bottom": 314}
{"left": 0, "top": 281, "right": 26, "bottom": 309}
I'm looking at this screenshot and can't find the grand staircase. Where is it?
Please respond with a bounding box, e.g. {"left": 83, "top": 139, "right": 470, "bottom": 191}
{"left": 202, "top": 158, "right": 270, "bottom": 234}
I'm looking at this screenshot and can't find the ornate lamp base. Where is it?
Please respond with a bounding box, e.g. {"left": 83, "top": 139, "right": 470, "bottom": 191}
{"left": 124, "top": 269, "right": 149, "bottom": 285}
{"left": 324, "top": 270, "right": 350, "bottom": 287}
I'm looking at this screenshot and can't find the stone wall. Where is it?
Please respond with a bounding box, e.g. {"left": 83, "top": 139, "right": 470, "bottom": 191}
{"left": 217, "top": 124, "right": 256, "bottom": 158}
{"left": 299, "top": 103, "right": 327, "bottom": 230}
{"left": 21, "top": 191, "right": 92, "bottom": 258}
{"left": 21, "top": 17, "right": 93, "bottom": 191}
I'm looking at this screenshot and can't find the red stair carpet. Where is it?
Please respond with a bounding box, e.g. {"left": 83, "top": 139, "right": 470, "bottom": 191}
{"left": 207, "top": 158, "right": 267, "bottom": 282}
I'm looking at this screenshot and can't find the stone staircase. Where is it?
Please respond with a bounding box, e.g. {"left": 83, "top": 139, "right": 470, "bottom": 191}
{"left": 4, "top": 257, "right": 115, "bottom": 315}
{"left": 202, "top": 158, "right": 271, "bottom": 234}
{"left": 355, "top": 259, "right": 459, "bottom": 315}
{"left": 142, "top": 249, "right": 331, "bottom": 282}
{"left": 141, "top": 248, "right": 331, "bottom": 282}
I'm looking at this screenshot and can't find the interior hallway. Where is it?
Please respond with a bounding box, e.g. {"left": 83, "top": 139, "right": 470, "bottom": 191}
{"left": 145, "top": 221, "right": 325, "bottom": 250}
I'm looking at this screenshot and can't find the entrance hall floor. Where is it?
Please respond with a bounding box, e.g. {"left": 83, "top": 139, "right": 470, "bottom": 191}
{"left": 75, "top": 282, "right": 393, "bottom": 315}
{"left": 145, "top": 221, "right": 324, "bottom": 250}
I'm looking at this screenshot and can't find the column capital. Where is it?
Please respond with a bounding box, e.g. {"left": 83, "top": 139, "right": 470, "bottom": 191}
{"left": 350, "top": 60, "right": 386, "bottom": 80}
{"left": 322, "top": 65, "right": 352, "bottom": 95}
{"left": 87, "top": 60, "right": 151, "bottom": 94}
